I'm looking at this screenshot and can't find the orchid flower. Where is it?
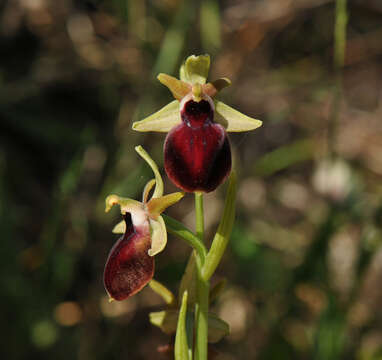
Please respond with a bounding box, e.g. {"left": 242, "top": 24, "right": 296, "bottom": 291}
{"left": 103, "top": 146, "right": 184, "bottom": 301}
{"left": 132, "top": 54, "right": 262, "bottom": 192}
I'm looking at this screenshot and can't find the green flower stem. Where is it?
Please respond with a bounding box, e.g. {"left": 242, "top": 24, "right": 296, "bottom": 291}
{"left": 162, "top": 214, "right": 207, "bottom": 265}
{"left": 195, "top": 192, "right": 204, "bottom": 241}
{"left": 194, "top": 192, "right": 209, "bottom": 360}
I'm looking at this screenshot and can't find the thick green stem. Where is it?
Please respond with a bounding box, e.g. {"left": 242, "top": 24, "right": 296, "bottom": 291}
{"left": 194, "top": 192, "right": 209, "bottom": 360}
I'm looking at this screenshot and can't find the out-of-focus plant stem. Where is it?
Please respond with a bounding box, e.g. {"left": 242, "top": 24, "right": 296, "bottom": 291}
{"left": 328, "top": 0, "right": 348, "bottom": 157}
{"left": 194, "top": 192, "right": 209, "bottom": 360}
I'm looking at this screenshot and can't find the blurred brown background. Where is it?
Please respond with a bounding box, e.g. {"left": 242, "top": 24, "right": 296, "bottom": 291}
{"left": 1, "top": 0, "right": 382, "bottom": 359}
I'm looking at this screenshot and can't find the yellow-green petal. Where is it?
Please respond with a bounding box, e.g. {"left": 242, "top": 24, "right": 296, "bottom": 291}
{"left": 214, "top": 100, "right": 262, "bottom": 132}
{"left": 112, "top": 220, "right": 126, "bottom": 234}
{"left": 146, "top": 192, "right": 185, "bottom": 218}
{"left": 203, "top": 78, "right": 231, "bottom": 97}
{"left": 105, "top": 194, "right": 143, "bottom": 214}
{"left": 180, "top": 54, "right": 210, "bottom": 85}
{"left": 142, "top": 179, "right": 156, "bottom": 203}
{"left": 132, "top": 100, "right": 181, "bottom": 133}
{"left": 157, "top": 73, "right": 191, "bottom": 100}
{"left": 148, "top": 216, "right": 167, "bottom": 256}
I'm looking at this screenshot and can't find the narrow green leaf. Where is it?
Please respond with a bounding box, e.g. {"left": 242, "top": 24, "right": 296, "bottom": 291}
{"left": 132, "top": 100, "right": 181, "bottom": 133}
{"left": 175, "top": 291, "right": 189, "bottom": 360}
{"left": 202, "top": 172, "right": 237, "bottom": 281}
{"left": 214, "top": 101, "right": 262, "bottom": 132}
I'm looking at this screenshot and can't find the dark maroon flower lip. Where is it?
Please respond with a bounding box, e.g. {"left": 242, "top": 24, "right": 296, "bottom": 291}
{"left": 103, "top": 214, "right": 154, "bottom": 301}
{"left": 164, "top": 95, "right": 232, "bottom": 193}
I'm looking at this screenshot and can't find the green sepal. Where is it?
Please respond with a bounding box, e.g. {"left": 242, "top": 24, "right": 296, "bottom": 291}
{"left": 149, "top": 279, "right": 175, "bottom": 306}
{"left": 149, "top": 308, "right": 230, "bottom": 343}
{"left": 157, "top": 73, "right": 191, "bottom": 100}
{"left": 132, "top": 100, "right": 181, "bottom": 133}
{"left": 148, "top": 216, "right": 167, "bottom": 256}
{"left": 175, "top": 291, "right": 189, "bottom": 360}
{"left": 135, "top": 146, "right": 163, "bottom": 198}
{"left": 202, "top": 172, "right": 237, "bottom": 281}
{"left": 214, "top": 101, "right": 263, "bottom": 132}
{"left": 180, "top": 54, "right": 210, "bottom": 85}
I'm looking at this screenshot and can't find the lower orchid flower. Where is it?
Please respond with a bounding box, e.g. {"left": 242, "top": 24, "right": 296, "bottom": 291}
{"left": 103, "top": 146, "right": 184, "bottom": 301}
{"left": 132, "top": 54, "right": 262, "bottom": 193}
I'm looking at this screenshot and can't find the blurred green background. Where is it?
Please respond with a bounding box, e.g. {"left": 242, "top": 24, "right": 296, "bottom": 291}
{"left": 1, "top": 0, "right": 382, "bottom": 359}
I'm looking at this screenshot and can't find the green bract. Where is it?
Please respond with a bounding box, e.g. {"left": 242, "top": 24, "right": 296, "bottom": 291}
{"left": 132, "top": 54, "right": 262, "bottom": 133}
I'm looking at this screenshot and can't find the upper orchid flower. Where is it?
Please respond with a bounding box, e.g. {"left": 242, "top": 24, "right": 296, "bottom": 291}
{"left": 132, "top": 54, "right": 262, "bottom": 193}
{"left": 103, "top": 146, "right": 184, "bottom": 301}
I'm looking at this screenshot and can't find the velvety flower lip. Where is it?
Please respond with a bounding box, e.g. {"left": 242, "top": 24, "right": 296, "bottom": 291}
{"left": 104, "top": 213, "right": 154, "bottom": 301}
{"left": 132, "top": 54, "right": 262, "bottom": 193}
{"left": 103, "top": 146, "right": 184, "bottom": 301}
{"left": 164, "top": 93, "right": 231, "bottom": 193}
